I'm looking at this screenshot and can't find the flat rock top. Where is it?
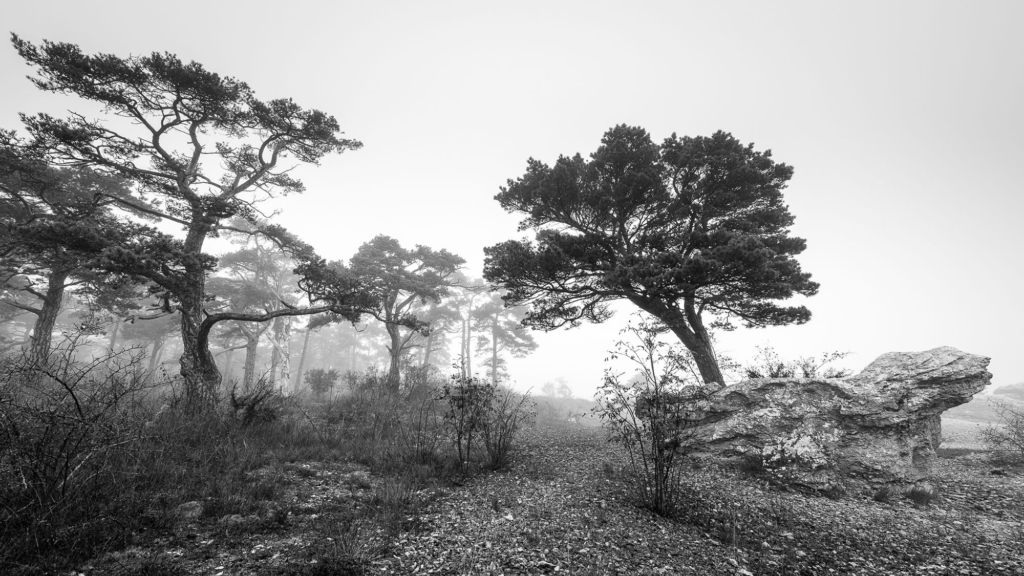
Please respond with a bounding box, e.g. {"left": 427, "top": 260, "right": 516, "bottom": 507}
{"left": 845, "top": 347, "right": 992, "bottom": 388}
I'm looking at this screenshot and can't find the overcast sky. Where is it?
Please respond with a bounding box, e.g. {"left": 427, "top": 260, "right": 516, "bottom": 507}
{"left": 3, "top": 1, "right": 1022, "bottom": 395}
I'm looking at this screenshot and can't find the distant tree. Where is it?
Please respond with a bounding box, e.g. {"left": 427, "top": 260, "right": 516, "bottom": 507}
{"left": 540, "top": 377, "right": 571, "bottom": 398}
{"left": 214, "top": 227, "right": 305, "bottom": 390}
{"left": 473, "top": 292, "right": 537, "bottom": 385}
{"left": 349, "top": 235, "right": 464, "bottom": 391}
{"left": 484, "top": 126, "right": 818, "bottom": 390}
{"left": 291, "top": 313, "right": 332, "bottom": 391}
{"left": 0, "top": 139, "right": 145, "bottom": 366}
{"left": 405, "top": 297, "right": 459, "bottom": 369}
{"left": 555, "top": 380, "right": 573, "bottom": 398}
{"left": 120, "top": 313, "right": 179, "bottom": 373}
{"left": 446, "top": 275, "right": 489, "bottom": 379}
{"left": 10, "top": 35, "right": 363, "bottom": 407}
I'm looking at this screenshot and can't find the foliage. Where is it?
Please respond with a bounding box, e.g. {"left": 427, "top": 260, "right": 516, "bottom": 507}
{"left": 472, "top": 291, "right": 537, "bottom": 384}
{"left": 0, "top": 145, "right": 150, "bottom": 365}
{"left": 485, "top": 126, "right": 818, "bottom": 388}
{"left": 438, "top": 363, "right": 534, "bottom": 470}
{"left": 594, "top": 318, "right": 711, "bottom": 516}
{"left": 349, "top": 235, "right": 465, "bottom": 390}
{"left": 439, "top": 367, "right": 496, "bottom": 466}
{"left": 305, "top": 367, "right": 340, "bottom": 397}
{"left": 744, "top": 344, "right": 851, "bottom": 379}
{"left": 8, "top": 34, "right": 364, "bottom": 404}
{"left": 981, "top": 398, "right": 1024, "bottom": 462}
{"left": 228, "top": 376, "right": 282, "bottom": 426}
{"left": 905, "top": 484, "right": 939, "bottom": 507}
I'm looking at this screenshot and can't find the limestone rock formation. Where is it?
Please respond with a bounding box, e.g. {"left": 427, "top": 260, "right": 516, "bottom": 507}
{"left": 688, "top": 347, "right": 991, "bottom": 490}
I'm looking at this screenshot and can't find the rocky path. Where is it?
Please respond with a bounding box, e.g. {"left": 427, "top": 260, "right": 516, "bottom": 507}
{"left": 78, "top": 424, "right": 1023, "bottom": 575}
{"left": 370, "top": 426, "right": 735, "bottom": 575}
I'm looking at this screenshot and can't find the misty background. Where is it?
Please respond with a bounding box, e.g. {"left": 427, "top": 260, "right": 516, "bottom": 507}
{"left": 2, "top": 1, "right": 1021, "bottom": 396}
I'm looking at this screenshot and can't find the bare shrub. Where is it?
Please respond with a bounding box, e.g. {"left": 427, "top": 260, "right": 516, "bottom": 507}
{"left": 744, "top": 345, "right": 851, "bottom": 379}
{"left": 438, "top": 363, "right": 533, "bottom": 471}
{"left": 594, "top": 318, "right": 710, "bottom": 517}
{"left": 0, "top": 341, "right": 155, "bottom": 565}
{"left": 980, "top": 398, "right": 1024, "bottom": 462}
{"left": 481, "top": 385, "right": 535, "bottom": 470}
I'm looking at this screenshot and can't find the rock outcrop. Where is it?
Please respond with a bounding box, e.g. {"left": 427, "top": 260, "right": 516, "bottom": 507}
{"left": 688, "top": 347, "right": 991, "bottom": 490}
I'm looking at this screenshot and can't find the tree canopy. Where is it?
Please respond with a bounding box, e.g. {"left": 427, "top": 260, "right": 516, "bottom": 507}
{"left": 8, "top": 34, "right": 363, "bottom": 406}
{"left": 349, "top": 235, "right": 465, "bottom": 390}
{"left": 484, "top": 125, "right": 818, "bottom": 389}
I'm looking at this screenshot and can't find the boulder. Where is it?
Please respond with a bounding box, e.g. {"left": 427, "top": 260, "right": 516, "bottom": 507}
{"left": 688, "top": 347, "right": 991, "bottom": 489}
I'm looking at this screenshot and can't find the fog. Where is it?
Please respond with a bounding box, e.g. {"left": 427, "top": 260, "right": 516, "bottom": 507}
{"left": 2, "top": 1, "right": 1022, "bottom": 396}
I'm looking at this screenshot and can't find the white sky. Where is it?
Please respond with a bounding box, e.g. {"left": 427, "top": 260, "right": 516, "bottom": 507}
{"left": 3, "top": 1, "right": 1022, "bottom": 396}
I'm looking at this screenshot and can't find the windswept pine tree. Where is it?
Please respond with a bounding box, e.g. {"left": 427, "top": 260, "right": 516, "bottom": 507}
{"left": 485, "top": 126, "right": 818, "bottom": 390}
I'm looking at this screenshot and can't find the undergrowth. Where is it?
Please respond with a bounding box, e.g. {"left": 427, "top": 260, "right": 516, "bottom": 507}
{"left": 0, "top": 348, "right": 531, "bottom": 573}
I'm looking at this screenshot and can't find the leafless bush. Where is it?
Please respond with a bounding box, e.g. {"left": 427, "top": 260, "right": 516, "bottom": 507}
{"left": 481, "top": 385, "right": 535, "bottom": 470}
{"left": 0, "top": 340, "right": 156, "bottom": 565}
{"left": 981, "top": 399, "right": 1024, "bottom": 462}
{"left": 594, "top": 319, "right": 710, "bottom": 517}
{"left": 744, "top": 345, "right": 851, "bottom": 379}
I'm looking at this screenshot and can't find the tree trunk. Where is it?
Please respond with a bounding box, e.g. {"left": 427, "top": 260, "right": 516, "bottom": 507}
{"left": 179, "top": 290, "right": 221, "bottom": 409}
{"left": 460, "top": 317, "right": 473, "bottom": 379}
{"left": 178, "top": 223, "right": 220, "bottom": 409}
{"left": 147, "top": 332, "right": 166, "bottom": 374}
{"left": 627, "top": 295, "right": 726, "bottom": 391}
{"left": 242, "top": 330, "right": 259, "bottom": 389}
{"left": 266, "top": 317, "right": 291, "bottom": 393}
{"left": 223, "top": 347, "right": 236, "bottom": 383}
{"left": 27, "top": 268, "right": 71, "bottom": 368}
{"left": 386, "top": 323, "right": 402, "bottom": 392}
{"left": 107, "top": 317, "right": 123, "bottom": 354}
{"left": 293, "top": 326, "right": 313, "bottom": 392}
{"left": 491, "top": 316, "right": 498, "bottom": 385}
{"left": 423, "top": 330, "right": 434, "bottom": 368}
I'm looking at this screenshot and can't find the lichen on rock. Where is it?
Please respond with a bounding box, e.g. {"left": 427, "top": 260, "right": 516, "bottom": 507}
{"left": 687, "top": 346, "right": 991, "bottom": 491}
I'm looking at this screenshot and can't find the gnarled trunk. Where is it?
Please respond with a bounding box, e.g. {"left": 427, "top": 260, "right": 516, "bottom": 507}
{"left": 627, "top": 295, "right": 725, "bottom": 391}
{"left": 177, "top": 222, "right": 221, "bottom": 409}
{"left": 179, "top": 292, "right": 221, "bottom": 409}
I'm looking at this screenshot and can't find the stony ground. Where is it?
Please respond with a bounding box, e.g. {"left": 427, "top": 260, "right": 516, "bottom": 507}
{"left": 78, "top": 423, "right": 1023, "bottom": 576}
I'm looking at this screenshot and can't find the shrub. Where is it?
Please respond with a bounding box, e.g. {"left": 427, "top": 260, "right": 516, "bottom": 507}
{"left": 305, "top": 368, "right": 340, "bottom": 397}
{"left": 593, "top": 318, "right": 710, "bottom": 517}
{"left": 0, "top": 343, "right": 154, "bottom": 566}
{"left": 481, "top": 385, "right": 535, "bottom": 470}
{"left": 229, "top": 376, "right": 282, "bottom": 426}
{"left": 980, "top": 399, "right": 1024, "bottom": 462}
{"left": 438, "top": 364, "right": 533, "bottom": 470}
{"left": 906, "top": 484, "right": 938, "bottom": 507}
{"left": 439, "top": 368, "right": 495, "bottom": 465}
{"left": 744, "top": 345, "right": 851, "bottom": 379}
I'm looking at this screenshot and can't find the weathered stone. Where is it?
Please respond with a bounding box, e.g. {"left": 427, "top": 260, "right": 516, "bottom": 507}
{"left": 687, "top": 347, "right": 991, "bottom": 489}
